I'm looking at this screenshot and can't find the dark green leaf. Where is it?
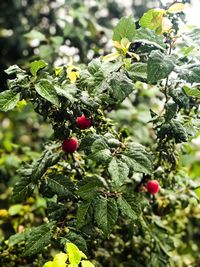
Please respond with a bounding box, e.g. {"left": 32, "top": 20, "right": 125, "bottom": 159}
{"left": 117, "top": 196, "right": 138, "bottom": 220}
{"left": 76, "top": 202, "right": 92, "bottom": 229}
{"left": 12, "top": 176, "right": 35, "bottom": 202}
{"left": 78, "top": 176, "right": 106, "bottom": 201}
{"left": 108, "top": 158, "right": 129, "bottom": 188}
{"left": 127, "top": 63, "right": 147, "bottom": 80}
{"left": 94, "top": 197, "right": 118, "bottom": 235}
{"left": 147, "top": 50, "right": 175, "bottom": 83}
{"left": 23, "top": 222, "right": 56, "bottom": 256}
{"left": 45, "top": 174, "right": 74, "bottom": 198}
{"left": 122, "top": 143, "right": 153, "bottom": 174}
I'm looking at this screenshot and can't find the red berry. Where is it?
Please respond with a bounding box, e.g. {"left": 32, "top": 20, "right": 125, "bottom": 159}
{"left": 62, "top": 137, "right": 78, "bottom": 153}
{"left": 76, "top": 114, "right": 91, "bottom": 129}
{"left": 146, "top": 180, "right": 159, "bottom": 195}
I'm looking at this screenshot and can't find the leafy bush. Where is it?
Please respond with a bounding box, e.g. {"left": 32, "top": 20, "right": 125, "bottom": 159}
{"left": 0, "top": 2, "right": 200, "bottom": 267}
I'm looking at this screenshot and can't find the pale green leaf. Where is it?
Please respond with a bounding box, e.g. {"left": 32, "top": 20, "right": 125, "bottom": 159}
{"left": 183, "top": 85, "right": 200, "bottom": 98}
{"left": 24, "top": 30, "right": 46, "bottom": 41}
{"left": 30, "top": 60, "right": 48, "bottom": 76}
{"left": 35, "top": 79, "right": 60, "bottom": 107}
{"left": 139, "top": 9, "right": 166, "bottom": 34}
{"left": 113, "top": 16, "right": 136, "bottom": 42}
{"left": 0, "top": 90, "right": 20, "bottom": 111}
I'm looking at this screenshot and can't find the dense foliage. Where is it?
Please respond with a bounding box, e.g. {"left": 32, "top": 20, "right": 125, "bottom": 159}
{"left": 0, "top": 1, "right": 200, "bottom": 267}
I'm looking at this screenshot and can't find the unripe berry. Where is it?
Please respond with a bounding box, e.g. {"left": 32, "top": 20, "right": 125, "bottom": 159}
{"left": 62, "top": 137, "right": 78, "bottom": 153}
{"left": 146, "top": 180, "right": 159, "bottom": 195}
{"left": 76, "top": 114, "right": 91, "bottom": 129}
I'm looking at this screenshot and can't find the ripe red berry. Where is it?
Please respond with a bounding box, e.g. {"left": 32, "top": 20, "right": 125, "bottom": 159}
{"left": 62, "top": 137, "right": 78, "bottom": 153}
{"left": 146, "top": 180, "right": 159, "bottom": 195}
{"left": 76, "top": 114, "right": 91, "bottom": 129}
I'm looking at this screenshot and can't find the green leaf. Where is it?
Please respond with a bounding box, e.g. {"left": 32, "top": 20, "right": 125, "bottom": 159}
{"left": 178, "top": 64, "right": 200, "bottom": 83}
{"left": 5, "top": 65, "right": 26, "bottom": 75}
{"left": 35, "top": 79, "right": 60, "bottom": 107}
{"left": 108, "top": 72, "right": 134, "bottom": 103}
{"left": 12, "top": 176, "right": 35, "bottom": 202}
{"left": 13, "top": 143, "right": 61, "bottom": 201}
{"left": 139, "top": 9, "right": 165, "bottom": 34}
{"left": 117, "top": 196, "right": 138, "bottom": 220}
{"left": 183, "top": 85, "right": 200, "bottom": 98}
{"left": 0, "top": 90, "right": 20, "bottom": 111}
{"left": 108, "top": 158, "right": 129, "bottom": 189}
{"left": 24, "top": 30, "right": 46, "bottom": 41}
{"left": 78, "top": 176, "right": 105, "bottom": 201}
{"left": 147, "top": 50, "right": 175, "bottom": 83}
{"left": 66, "top": 243, "right": 86, "bottom": 265}
{"left": 133, "top": 28, "right": 166, "bottom": 49}
{"left": 55, "top": 84, "right": 77, "bottom": 103}
{"left": 31, "top": 143, "right": 62, "bottom": 183}
{"left": 94, "top": 197, "right": 118, "bottom": 235}
{"left": 127, "top": 63, "right": 147, "bottom": 80}
{"left": 90, "top": 139, "right": 112, "bottom": 164}
{"left": 8, "top": 229, "right": 31, "bottom": 247}
{"left": 23, "top": 222, "right": 56, "bottom": 256}
{"left": 113, "top": 16, "right": 136, "bottom": 42}
{"left": 64, "top": 232, "right": 87, "bottom": 254}
{"left": 8, "top": 204, "right": 22, "bottom": 216}
{"left": 122, "top": 142, "right": 153, "bottom": 174}
{"left": 30, "top": 60, "right": 48, "bottom": 76}
{"left": 45, "top": 174, "right": 73, "bottom": 198}
{"left": 77, "top": 202, "right": 92, "bottom": 229}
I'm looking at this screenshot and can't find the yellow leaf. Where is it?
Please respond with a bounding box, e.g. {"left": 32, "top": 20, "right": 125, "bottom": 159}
{"left": 168, "top": 3, "right": 185, "bottom": 13}
{"left": 113, "top": 41, "right": 122, "bottom": 49}
{"left": 43, "top": 261, "right": 54, "bottom": 267}
{"left": 66, "top": 243, "right": 87, "bottom": 266}
{"left": 102, "top": 52, "right": 120, "bottom": 62}
{"left": 53, "top": 253, "right": 68, "bottom": 267}
{"left": 81, "top": 260, "right": 95, "bottom": 267}
{"left": 54, "top": 66, "right": 63, "bottom": 76}
{"left": 120, "top": 38, "right": 131, "bottom": 50}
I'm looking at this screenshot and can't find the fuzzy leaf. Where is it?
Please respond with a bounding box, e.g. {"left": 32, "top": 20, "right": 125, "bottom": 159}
{"left": 108, "top": 158, "right": 129, "bottom": 188}
{"left": 35, "top": 79, "right": 60, "bottom": 107}
{"left": 147, "top": 50, "right": 175, "bottom": 83}
{"left": 0, "top": 90, "right": 20, "bottom": 111}
{"left": 122, "top": 143, "right": 153, "bottom": 174}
